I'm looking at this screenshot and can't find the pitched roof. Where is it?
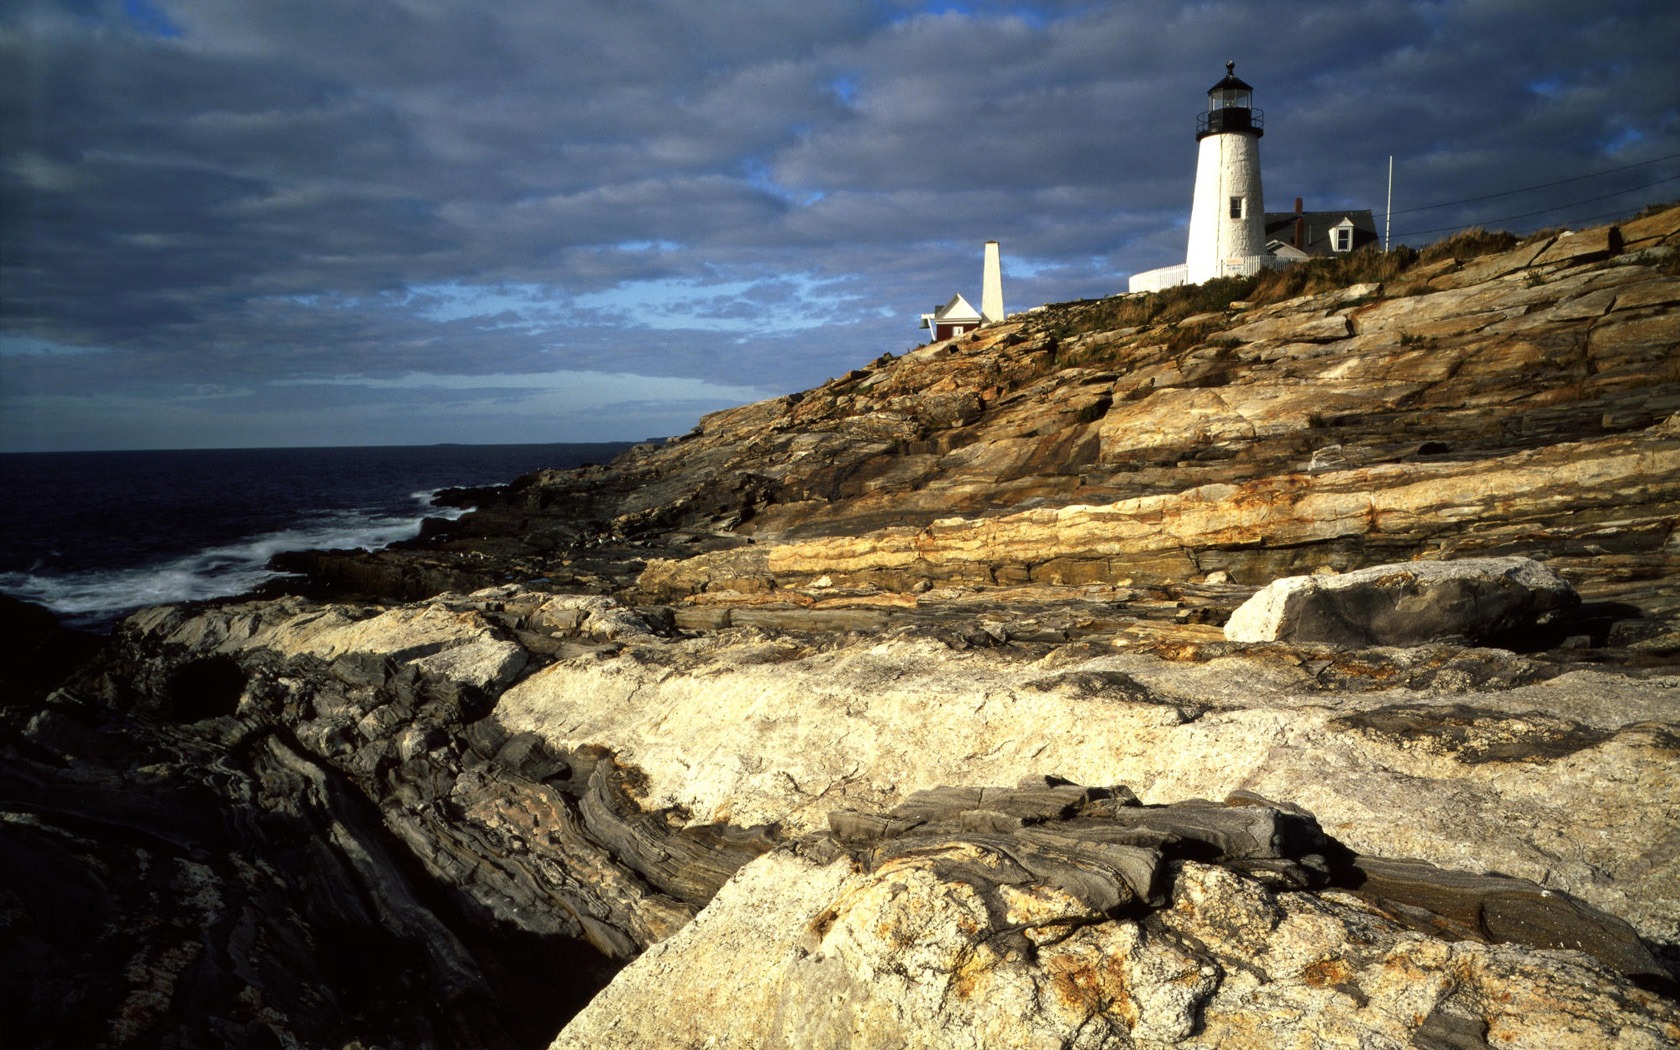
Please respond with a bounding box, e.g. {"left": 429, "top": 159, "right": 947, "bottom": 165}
{"left": 932, "top": 293, "right": 982, "bottom": 323}
{"left": 1209, "top": 61, "right": 1254, "bottom": 95}
{"left": 1263, "top": 209, "right": 1380, "bottom": 257}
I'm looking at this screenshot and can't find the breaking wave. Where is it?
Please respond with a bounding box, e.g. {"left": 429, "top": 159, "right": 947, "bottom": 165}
{"left": 1, "top": 496, "right": 468, "bottom": 630}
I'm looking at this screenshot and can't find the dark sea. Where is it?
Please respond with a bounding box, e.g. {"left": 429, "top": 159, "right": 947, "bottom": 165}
{"left": 0, "top": 442, "right": 634, "bottom": 632}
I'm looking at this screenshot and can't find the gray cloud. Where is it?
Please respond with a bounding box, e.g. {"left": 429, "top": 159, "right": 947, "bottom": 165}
{"left": 4, "top": 0, "right": 1677, "bottom": 449}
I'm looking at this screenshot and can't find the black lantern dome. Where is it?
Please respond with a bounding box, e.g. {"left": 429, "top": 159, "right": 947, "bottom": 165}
{"left": 1197, "top": 61, "right": 1264, "bottom": 140}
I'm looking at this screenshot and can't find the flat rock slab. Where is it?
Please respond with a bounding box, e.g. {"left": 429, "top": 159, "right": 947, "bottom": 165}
{"left": 1224, "top": 556, "right": 1579, "bottom": 646}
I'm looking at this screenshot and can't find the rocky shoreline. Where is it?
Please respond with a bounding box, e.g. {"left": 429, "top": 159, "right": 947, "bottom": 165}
{"left": 4, "top": 205, "right": 1680, "bottom": 1048}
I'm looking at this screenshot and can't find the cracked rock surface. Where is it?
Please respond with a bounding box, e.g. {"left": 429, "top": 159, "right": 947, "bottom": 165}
{"left": 553, "top": 783, "right": 1678, "bottom": 1050}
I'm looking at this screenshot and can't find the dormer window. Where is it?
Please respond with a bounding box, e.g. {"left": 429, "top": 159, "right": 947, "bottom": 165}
{"left": 1330, "top": 218, "right": 1355, "bottom": 253}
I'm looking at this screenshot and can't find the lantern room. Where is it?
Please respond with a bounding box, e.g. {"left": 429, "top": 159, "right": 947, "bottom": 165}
{"left": 1197, "top": 61, "right": 1264, "bottom": 140}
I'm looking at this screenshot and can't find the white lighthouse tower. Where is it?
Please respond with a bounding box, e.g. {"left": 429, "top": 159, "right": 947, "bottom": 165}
{"left": 1184, "top": 61, "right": 1267, "bottom": 284}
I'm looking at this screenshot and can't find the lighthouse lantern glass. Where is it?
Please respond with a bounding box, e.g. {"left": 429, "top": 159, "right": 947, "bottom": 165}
{"left": 1211, "top": 86, "right": 1250, "bottom": 111}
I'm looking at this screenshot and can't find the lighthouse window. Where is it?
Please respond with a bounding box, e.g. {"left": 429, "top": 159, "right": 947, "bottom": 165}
{"left": 1229, "top": 196, "right": 1246, "bottom": 219}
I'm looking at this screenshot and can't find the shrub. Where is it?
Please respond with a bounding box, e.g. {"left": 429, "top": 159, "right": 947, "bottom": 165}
{"left": 1521, "top": 226, "right": 1566, "bottom": 247}
{"left": 1047, "top": 275, "right": 1260, "bottom": 342}
{"left": 1417, "top": 227, "right": 1518, "bottom": 265}
{"left": 1246, "top": 245, "right": 1420, "bottom": 307}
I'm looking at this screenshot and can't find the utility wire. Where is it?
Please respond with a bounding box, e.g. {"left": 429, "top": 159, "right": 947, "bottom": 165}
{"left": 1391, "top": 150, "right": 1680, "bottom": 216}
{"left": 1558, "top": 202, "right": 1680, "bottom": 229}
{"left": 1393, "top": 173, "right": 1680, "bottom": 240}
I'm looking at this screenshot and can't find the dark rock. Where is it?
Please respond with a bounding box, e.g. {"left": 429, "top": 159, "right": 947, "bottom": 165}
{"left": 822, "top": 780, "right": 1672, "bottom": 992}
{"left": 494, "top": 730, "right": 572, "bottom": 781}
{"left": 576, "top": 760, "right": 779, "bottom": 905}
{"left": 1350, "top": 855, "right": 1673, "bottom": 992}
{"left": 0, "top": 627, "right": 785, "bottom": 1048}
{"left": 1332, "top": 703, "right": 1613, "bottom": 764}
{"left": 0, "top": 595, "right": 104, "bottom": 704}
{"left": 1411, "top": 1001, "right": 1492, "bottom": 1050}
{"left": 157, "top": 654, "right": 247, "bottom": 722}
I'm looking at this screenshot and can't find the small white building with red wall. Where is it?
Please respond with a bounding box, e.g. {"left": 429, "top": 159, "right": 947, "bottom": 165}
{"left": 919, "top": 241, "right": 1005, "bottom": 343}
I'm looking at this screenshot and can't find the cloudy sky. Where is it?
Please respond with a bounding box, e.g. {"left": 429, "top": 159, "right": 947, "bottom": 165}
{"left": 3, "top": 0, "right": 1676, "bottom": 451}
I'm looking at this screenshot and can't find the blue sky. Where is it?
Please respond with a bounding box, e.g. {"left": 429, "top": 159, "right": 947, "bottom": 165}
{"left": 3, "top": 0, "right": 1677, "bottom": 450}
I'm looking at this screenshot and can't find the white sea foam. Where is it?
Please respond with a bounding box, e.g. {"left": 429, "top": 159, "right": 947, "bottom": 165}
{"left": 3, "top": 495, "right": 470, "bottom": 629}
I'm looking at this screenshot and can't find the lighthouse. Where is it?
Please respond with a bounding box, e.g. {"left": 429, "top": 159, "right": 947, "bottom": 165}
{"left": 1185, "top": 61, "right": 1267, "bottom": 284}
{"left": 1128, "top": 64, "right": 1376, "bottom": 294}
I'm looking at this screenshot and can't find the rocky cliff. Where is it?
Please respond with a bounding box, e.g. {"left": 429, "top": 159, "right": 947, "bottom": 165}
{"left": 5, "top": 205, "right": 1680, "bottom": 1049}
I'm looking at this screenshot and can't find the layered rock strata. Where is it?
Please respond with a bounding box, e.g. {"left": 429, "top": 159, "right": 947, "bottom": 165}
{"left": 7, "top": 205, "right": 1680, "bottom": 1047}
{"left": 269, "top": 205, "right": 1680, "bottom": 634}
{"left": 2, "top": 596, "right": 768, "bottom": 1049}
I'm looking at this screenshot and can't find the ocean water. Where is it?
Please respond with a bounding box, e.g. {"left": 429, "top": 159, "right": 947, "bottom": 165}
{"left": 0, "top": 442, "right": 633, "bottom": 631}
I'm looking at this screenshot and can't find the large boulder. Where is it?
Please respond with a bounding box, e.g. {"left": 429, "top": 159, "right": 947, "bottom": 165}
{"left": 1223, "top": 556, "right": 1580, "bottom": 646}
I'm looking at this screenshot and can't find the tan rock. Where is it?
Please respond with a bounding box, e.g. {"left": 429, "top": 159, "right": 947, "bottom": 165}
{"left": 127, "top": 594, "right": 529, "bottom": 691}
{"left": 495, "top": 627, "right": 1680, "bottom": 947}
{"left": 1434, "top": 238, "right": 1555, "bottom": 288}
{"left": 550, "top": 849, "right": 1680, "bottom": 1050}
{"left": 749, "top": 433, "right": 1680, "bottom": 587}
{"left": 1612, "top": 275, "right": 1680, "bottom": 311}
{"left": 1095, "top": 382, "right": 1427, "bottom": 460}
{"left": 1353, "top": 277, "right": 1533, "bottom": 336}
{"left": 1620, "top": 204, "right": 1680, "bottom": 249}
{"left": 1224, "top": 310, "right": 1353, "bottom": 344}
{"left": 1534, "top": 224, "right": 1619, "bottom": 267}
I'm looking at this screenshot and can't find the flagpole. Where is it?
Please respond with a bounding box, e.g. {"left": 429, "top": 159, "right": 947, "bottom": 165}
{"left": 1385, "top": 155, "right": 1394, "bottom": 252}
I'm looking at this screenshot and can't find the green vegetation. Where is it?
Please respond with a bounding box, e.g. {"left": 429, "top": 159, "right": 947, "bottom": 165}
{"left": 1048, "top": 274, "right": 1259, "bottom": 338}
{"left": 1247, "top": 244, "right": 1419, "bottom": 302}
{"left": 1416, "top": 227, "right": 1518, "bottom": 265}
{"left": 1633, "top": 197, "right": 1680, "bottom": 220}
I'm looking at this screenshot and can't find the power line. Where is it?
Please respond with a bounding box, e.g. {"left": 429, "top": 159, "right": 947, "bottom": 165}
{"left": 1554, "top": 202, "right": 1680, "bottom": 229}
{"left": 1391, "top": 150, "right": 1680, "bottom": 216}
{"left": 1393, "top": 173, "right": 1680, "bottom": 240}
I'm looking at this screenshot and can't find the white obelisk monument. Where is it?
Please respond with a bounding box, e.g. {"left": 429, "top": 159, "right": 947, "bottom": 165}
{"left": 980, "top": 240, "right": 1004, "bottom": 323}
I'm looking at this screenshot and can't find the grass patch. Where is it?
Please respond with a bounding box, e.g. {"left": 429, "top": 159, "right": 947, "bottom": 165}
{"left": 1632, "top": 198, "right": 1680, "bottom": 220}
{"left": 1417, "top": 227, "right": 1518, "bottom": 265}
{"left": 1048, "top": 275, "right": 1260, "bottom": 341}
{"left": 1246, "top": 245, "right": 1420, "bottom": 304}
